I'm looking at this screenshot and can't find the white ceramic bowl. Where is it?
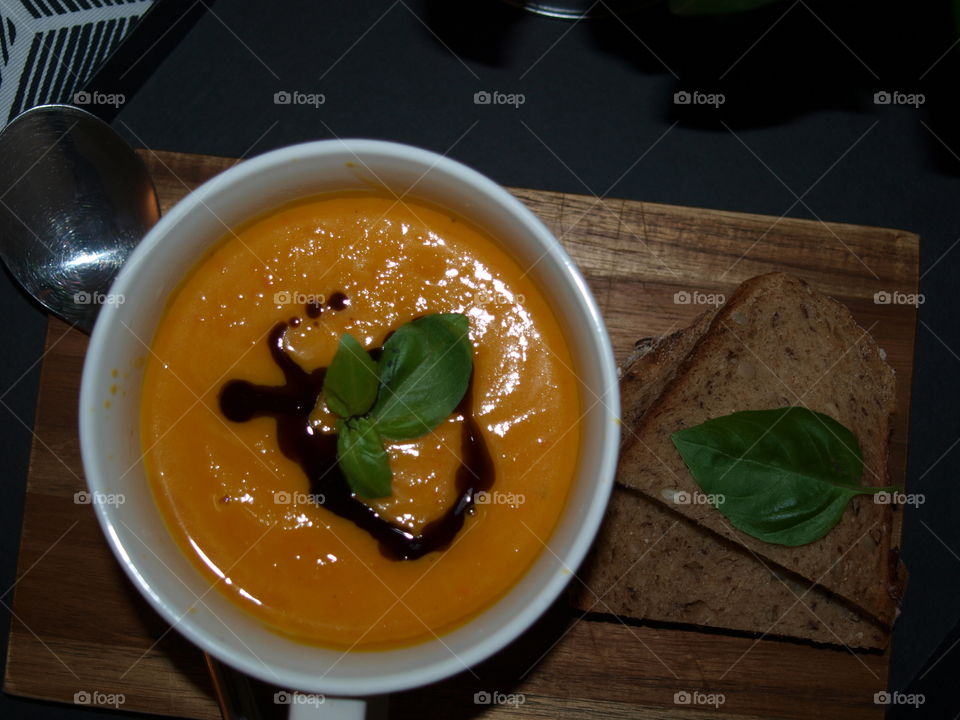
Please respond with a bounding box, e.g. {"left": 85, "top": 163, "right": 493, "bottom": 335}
{"left": 79, "top": 139, "right": 619, "bottom": 699}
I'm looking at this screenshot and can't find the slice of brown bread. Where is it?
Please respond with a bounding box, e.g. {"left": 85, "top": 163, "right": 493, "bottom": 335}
{"left": 577, "top": 486, "right": 888, "bottom": 648}
{"left": 617, "top": 273, "right": 901, "bottom": 625}
{"left": 618, "top": 310, "right": 715, "bottom": 439}
{"left": 575, "top": 319, "right": 888, "bottom": 648}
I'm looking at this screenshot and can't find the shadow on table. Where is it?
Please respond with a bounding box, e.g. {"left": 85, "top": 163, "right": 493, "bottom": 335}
{"left": 414, "top": 0, "right": 960, "bottom": 177}
{"left": 388, "top": 596, "right": 574, "bottom": 718}
{"left": 420, "top": 0, "right": 528, "bottom": 66}
{"left": 584, "top": 0, "right": 960, "bottom": 176}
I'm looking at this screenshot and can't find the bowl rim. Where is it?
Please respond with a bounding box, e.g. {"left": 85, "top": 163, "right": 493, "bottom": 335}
{"left": 79, "top": 138, "right": 620, "bottom": 695}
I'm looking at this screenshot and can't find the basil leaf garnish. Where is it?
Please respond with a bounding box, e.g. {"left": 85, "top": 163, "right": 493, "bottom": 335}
{"left": 319, "top": 313, "right": 472, "bottom": 498}
{"left": 336, "top": 417, "right": 392, "bottom": 498}
{"left": 671, "top": 407, "right": 891, "bottom": 546}
{"left": 322, "top": 334, "right": 379, "bottom": 418}
{"left": 370, "top": 313, "right": 472, "bottom": 441}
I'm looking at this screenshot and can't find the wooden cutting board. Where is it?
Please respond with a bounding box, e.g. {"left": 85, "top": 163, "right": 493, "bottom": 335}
{"left": 3, "top": 149, "right": 919, "bottom": 719}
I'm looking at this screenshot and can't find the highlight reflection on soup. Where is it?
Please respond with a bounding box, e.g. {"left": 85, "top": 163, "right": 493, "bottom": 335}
{"left": 141, "top": 192, "right": 581, "bottom": 648}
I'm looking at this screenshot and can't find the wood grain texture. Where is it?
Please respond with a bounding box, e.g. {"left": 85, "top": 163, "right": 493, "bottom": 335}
{"left": 3, "top": 149, "right": 918, "bottom": 719}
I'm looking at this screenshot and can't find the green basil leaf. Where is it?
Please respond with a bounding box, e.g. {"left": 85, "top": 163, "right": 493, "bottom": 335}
{"left": 671, "top": 407, "right": 890, "bottom": 547}
{"left": 322, "top": 334, "right": 379, "bottom": 418}
{"left": 370, "top": 313, "right": 472, "bottom": 441}
{"left": 668, "top": 0, "right": 785, "bottom": 15}
{"left": 337, "top": 417, "right": 392, "bottom": 498}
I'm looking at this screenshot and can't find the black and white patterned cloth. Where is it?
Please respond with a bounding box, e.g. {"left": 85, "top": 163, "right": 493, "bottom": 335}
{"left": 0, "top": 0, "right": 152, "bottom": 125}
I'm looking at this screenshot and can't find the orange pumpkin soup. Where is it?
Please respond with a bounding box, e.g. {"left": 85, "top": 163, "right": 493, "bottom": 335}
{"left": 141, "top": 192, "right": 580, "bottom": 648}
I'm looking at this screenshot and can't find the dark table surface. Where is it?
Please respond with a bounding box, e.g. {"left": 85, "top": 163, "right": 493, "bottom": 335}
{"left": 2, "top": 0, "right": 960, "bottom": 718}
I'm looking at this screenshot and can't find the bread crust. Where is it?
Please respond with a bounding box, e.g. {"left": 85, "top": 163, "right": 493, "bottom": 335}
{"left": 576, "top": 294, "right": 892, "bottom": 647}
{"left": 615, "top": 273, "right": 901, "bottom": 626}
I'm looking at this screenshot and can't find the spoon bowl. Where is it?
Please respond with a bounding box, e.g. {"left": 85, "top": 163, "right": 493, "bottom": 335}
{"left": 0, "top": 104, "right": 159, "bottom": 333}
{"left": 0, "top": 103, "right": 255, "bottom": 718}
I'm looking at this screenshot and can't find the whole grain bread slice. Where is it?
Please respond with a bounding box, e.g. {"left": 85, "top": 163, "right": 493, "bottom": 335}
{"left": 575, "top": 319, "right": 888, "bottom": 648}
{"left": 616, "top": 273, "right": 901, "bottom": 625}
{"left": 618, "top": 310, "right": 715, "bottom": 438}
{"left": 577, "top": 487, "right": 889, "bottom": 647}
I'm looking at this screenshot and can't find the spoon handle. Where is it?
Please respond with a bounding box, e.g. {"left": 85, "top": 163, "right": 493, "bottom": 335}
{"left": 204, "top": 652, "right": 263, "bottom": 720}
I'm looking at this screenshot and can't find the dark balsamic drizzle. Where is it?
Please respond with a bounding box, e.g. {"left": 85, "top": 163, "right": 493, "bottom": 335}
{"left": 218, "top": 312, "right": 493, "bottom": 560}
{"left": 327, "top": 291, "right": 349, "bottom": 311}
{"left": 305, "top": 291, "right": 349, "bottom": 319}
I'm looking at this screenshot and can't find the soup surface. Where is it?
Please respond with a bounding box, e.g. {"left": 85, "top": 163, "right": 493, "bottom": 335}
{"left": 141, "top": 192, "right": 581, "bottom": 648}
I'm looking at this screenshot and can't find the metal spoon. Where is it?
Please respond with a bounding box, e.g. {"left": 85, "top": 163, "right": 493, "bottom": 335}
{"left": 0, "top": 103, "right": 262, "bottom": 719}
{"left": 0, "top": 104, "right": 158, "bottom": 333}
